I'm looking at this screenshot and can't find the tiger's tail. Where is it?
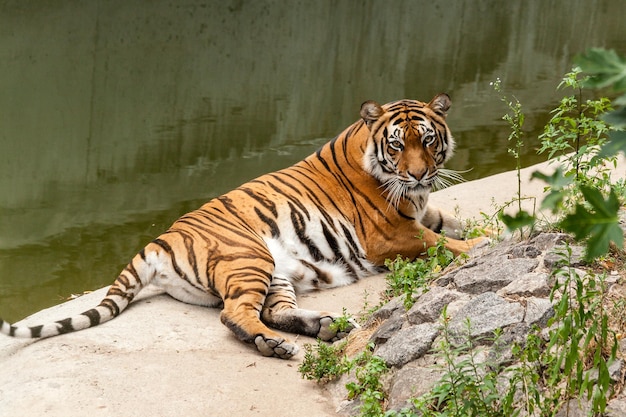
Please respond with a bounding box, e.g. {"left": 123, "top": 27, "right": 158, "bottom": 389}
{"left": 0, "top": 248, "right": 154, "bottom": 339}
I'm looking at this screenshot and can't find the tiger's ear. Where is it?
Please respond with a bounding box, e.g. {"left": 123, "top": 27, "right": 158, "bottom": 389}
{"left": 428, "top": 93, "right": 451, "bottom": 116}
{"left": 360, "top": 100, "right": 384, "bottom": 129}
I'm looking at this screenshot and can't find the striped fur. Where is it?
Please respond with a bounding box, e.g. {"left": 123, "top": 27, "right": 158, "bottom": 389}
{"left": 0, "top": 94, "right": 486, "bottom": 358}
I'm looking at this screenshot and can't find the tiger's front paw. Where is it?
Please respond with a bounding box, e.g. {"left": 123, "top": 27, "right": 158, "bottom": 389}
{"left": 317, "top": 315, "right": 360, "bottom": 342}
{"left": 254, "top": 335, "right": 299, "bottom": 359}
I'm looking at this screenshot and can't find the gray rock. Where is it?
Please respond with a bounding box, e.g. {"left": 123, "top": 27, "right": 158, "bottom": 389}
{"left": 544, "top": 244, "right": 586, "bottom": 269}
{"left": 448, "top": 292, "right": 525, "bottom": 344}
{"left": 386, "top": 362, "right": 441, "bottom": 411}
{"left": 366, "top": 297, "right": 403, "bottom": 325}
{"left": 406, "top": 287, "right": 461, "bottom": 325}
{"left": 451, "top": 257, "right": 539, "bottom": 294}
{"left": 524, "top": 297, "right": 554, "bottom": 327}
{"left": 555, "top": 398, "right": 591, "bottom": 417}
{"left": 528, "top": 232, "right": 571, "bottom": 251}
{"left": 375, "top": 323, "right": 439, "bottom": 368}
{"left": 508, "top": 244, "right": 542, "bottom": 259}
{"left": 585, "top": 359, "right": 625, "bottom": 384}
{"left": 606, "top": 393, "right": 626, "bottom": 417}
{"left": 497, "top": 272, "right": 551, "bottom": 298}
{"left": 488, "top": 322, "right": 530, "bottom": 366}
{"left": 370, "top": 310, "right": 405, "bottom": 345}
{"left": 443, "top": 294, "right": 472, "bottom": 318}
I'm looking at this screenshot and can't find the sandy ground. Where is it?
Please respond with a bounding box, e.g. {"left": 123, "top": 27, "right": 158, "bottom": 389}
{"left": 1, "top": 158, "right": 623, "bottom": 417}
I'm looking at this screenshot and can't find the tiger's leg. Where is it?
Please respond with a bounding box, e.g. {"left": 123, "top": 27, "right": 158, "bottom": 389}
{"left": 421, "top": 205, "right": 464, "bottom": 239}
{"left": 217, "top": 263, "right": 299, "bottom": 359}
{"left": 261, "top": 275, "right": 358, "bottom": 342}
{"left": 421, "top": 205, "right": 491, "bottom": 256}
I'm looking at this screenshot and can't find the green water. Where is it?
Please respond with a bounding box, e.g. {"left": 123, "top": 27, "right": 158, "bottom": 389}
{"left": 1, "top": 0, "right": 625, "bottom": 322}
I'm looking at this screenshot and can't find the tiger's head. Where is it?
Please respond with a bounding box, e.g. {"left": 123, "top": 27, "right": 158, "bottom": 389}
{"left": 360, "top": 94, "right": 455, "bottom": 209}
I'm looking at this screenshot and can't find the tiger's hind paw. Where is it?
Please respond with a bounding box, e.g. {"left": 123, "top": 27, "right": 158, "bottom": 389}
{"left": 254, "top": 335, "right": 299, "bottom": 359}
{"left": 317, "top": 315, "right": 360, "bottom": 342}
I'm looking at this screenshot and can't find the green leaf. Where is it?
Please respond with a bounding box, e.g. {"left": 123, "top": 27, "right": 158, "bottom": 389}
{"left": 541, "top": 189, "right": 566, "bottom": 213}
{"left": 500, "top": 210, "right": 535, "bottom": 232}
{"left": 603, "top": 107, "right": 626, "bottom": 128}
{"left": 559, "top": 186, "right": 623, "bottom": 260}
{"left": 532, "top": 168, "right": 571, "bottom": 189}
{"left": 532, "top": 168, "right": 572, "bottom": 212}
{"left": 615, "top": 92, "right": 626, "bottom": 106}
{"left": 575, "top": 48, "right": 626, "bottom": 91}
{"left": 597, "top": 130, "right": 626, "bottom": 159}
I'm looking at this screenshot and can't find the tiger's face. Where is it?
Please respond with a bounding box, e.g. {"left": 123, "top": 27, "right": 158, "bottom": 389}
{"left": 361, "top": 94, "right": 455, "bottom": 209}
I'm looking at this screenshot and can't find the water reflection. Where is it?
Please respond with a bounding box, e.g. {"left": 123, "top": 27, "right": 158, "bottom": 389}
{"left": 0, "top": 0, "right": 624, "bottom": 320}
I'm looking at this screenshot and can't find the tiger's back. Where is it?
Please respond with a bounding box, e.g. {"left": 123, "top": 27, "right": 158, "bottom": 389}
{"left": 0, "top": 94, "right": 486, "bottom": 358}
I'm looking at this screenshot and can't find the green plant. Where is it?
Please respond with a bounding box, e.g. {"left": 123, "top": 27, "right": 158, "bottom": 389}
{"left": 490, "top": 79, "right": 538, "bottom": 235}
{"left": 499, "top": 49, "right": 626, "bottom": 260}
{"left": 298, "top": 339, "right": 351, "bottom": 383}
{"left": 576, "top": 48, "right": 626, "bottom": 158}
{"left": 384, "top": 235, "right": 456, "bottom": 309}
{"left": 504, "top": 329, "right": 547, "bottom": 416}
{"left": 492, "top": 78, "right": 526, "bottom": 214}
{"left": 346, "top": 346, "right": 390, "bottom": 417}
{"left": 543, "top": 244, "right": 617, "bottom": 414}
{"left": 329, "top": 308, "right": 355, "bottom": 333}
{"left": 299, "top": 339, "right": 392, "bottom": 417}
{"left": 413, "top": 308, "right": 508, "bottom": 416}
{"left": 538, "top": 67, "right": 615, "bottom": 205}
{"left": 357, "top": 289, "right": 381, "bottom": 325}
{"left": 502, "top": 244, "right": 618, "bottom": 416}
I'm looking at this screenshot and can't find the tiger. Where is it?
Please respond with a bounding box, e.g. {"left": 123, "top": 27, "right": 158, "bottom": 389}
{"left": 0, "top": 94, "right": 486, "bottom": 359}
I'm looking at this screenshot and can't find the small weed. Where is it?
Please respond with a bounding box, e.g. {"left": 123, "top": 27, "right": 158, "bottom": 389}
{"left": 299, "top": 340, "right": 391, "bottom": 417}
{"left": 298, "top": 339, "right": 350, "bottom": 383}
{"left": 346, "top": 346, "right": 390, "bottom": 417}
{"left": 492, "top": 78, "right": 526, "bottom": 215}
{"left": 329, "top": 308, "right": 355, "bottom": 333}
{"left": 384, "top": 235, "right": 456, "bottom": 309}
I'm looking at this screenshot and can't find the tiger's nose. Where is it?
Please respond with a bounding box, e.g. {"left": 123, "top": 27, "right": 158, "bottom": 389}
{"left": 408, "top": 167, "right": 433, "bottom": 181}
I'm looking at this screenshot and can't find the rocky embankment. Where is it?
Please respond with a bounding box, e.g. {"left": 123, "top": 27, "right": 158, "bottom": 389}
{"left": 331, "top": 233, "right": 626, "bottom": 416}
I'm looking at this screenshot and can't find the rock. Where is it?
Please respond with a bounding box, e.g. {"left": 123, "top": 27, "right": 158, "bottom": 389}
{"left": 365, "top": 297, "right": 403, "bottom": 325}
{"left": 508, "top": 244, "right": 542, "bottom": 259}
{"left": 450, "top": 257, "right": 539, "bottom": 294}
{"left": 386, "top": 361, "right": 441, "bottom": 411}
{"left": 497, "top": 272, "right": 551, "bottom": 298}
{"left": 370, "top": 310, "right": 405, "bottom": 345}
{"left": 523, "top": 297, "right": 554, "bottom": 327}
{"left": 448, "top": 292, "right": 525, "bottom": 345}
{"left": 406, "top": 286, "right": 461, "bottom": 325}
{"left": 555, "top": 398, "right": 591, "bottom": 417}
{"left": 606, "top": 393, "right": 626, "bottom": 416}
{"left": 375, "top": 323, "right": 439, "bottom": 368}
{"left": 585, "top": 359, "right": 625, "bottom": 385}
{"left": 544, "top": 244, "right": 586, "bottom": 269}
{"left": 488, "top": 322, "right": 530, "bottom": 366}
{"left": 442, "top": 295, "right": 472, "bottom": 318}
{"left": 528, "top": 232, "right": 571, "bottom": 251}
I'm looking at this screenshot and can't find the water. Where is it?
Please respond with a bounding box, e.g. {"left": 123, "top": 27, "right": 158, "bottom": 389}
{"left": 1, "top": 0, "right": 625, "bottom": 321}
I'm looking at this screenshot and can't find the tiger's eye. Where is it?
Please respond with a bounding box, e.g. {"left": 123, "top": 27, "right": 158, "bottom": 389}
{"left": 389, "top": 140, "right": 404, "bottom": 151}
